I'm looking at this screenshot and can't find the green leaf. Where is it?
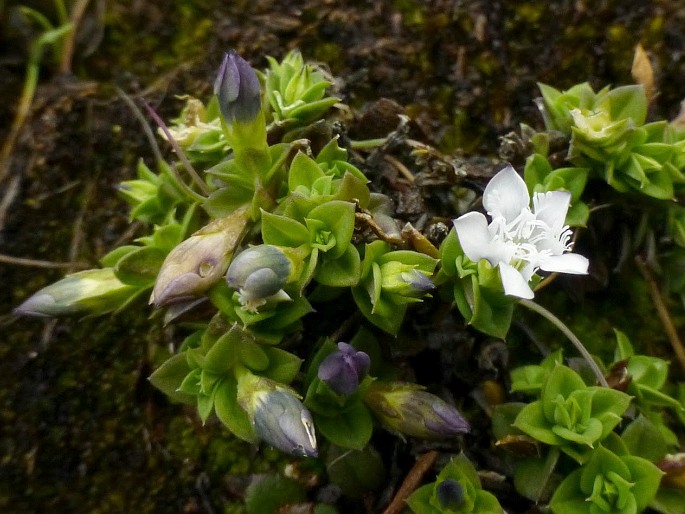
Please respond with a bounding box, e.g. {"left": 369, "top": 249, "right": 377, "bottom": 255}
{"left": 606, "top": 84, "right": 648, "bottom": 125}
{"left": 651, "top": 487, "right": 685, "bottom": 514}
{"left": 589, "top": 386, "right": 632, "bottom": 437}
{"left": 114, "top": 246, "right": 166, "bottom": 286}
{"left": 214, "top": 376, "right": 257, "bottom": 443}
{"left": 238, "top": 339, "right": 270, "bottom": 372}
{"left": 541, "top": 366, "right": 587, "bottom": 420}
{"left": 473, "top": 490, "right": 504, "bottom": 514}
{"left": 613, "top": 328, "right": 634, "bottom": 360}
{"left": 261, "top": 210, "right": 310, "bottom": 248}
{"left": 289, "top": 151, "right": 326, "bottom": 193}
{"left": 628, "top": 355, "right": 669, "bottom": 390}
{"left": 622, "top": 415, "right": 668, "bottom": 462}
{"left": 245, "top": 474, "right": 306, "bottom": 514}
{"left": 491, "top": 402, "right": 525, "bottom": 440}
{"left": 513, "top": 447, "right": 560, "bottom": 502}
{"left": 548, "top": 468, "right": 590, "bottom": 514}
{"left": 326, "top": 446, "right": 386, "bottom": 499}
{"left": 307, "top": 200, "right": 356, "bottom": 258}
{"left": 260, "top": 347, "right": 302, "bottom": 384}
{"left": 352, "top": 283, "right": 406, "bottom": 336}
{"left": 315, "top": 402, "right": 374, "bottom": 450}
{"left": 623, "top": 455, "right": 664, "bottom": 512}
{"left": 148, "top": 353, "right": 196, "bottom": 404}
{"left": 513, "top": 401, "right": 561, "bottom": 446}
{"left": 406, "top": 484, "right": 437, "bottom": 514}
{"left": 316, "top": 245, "right": 361, "bottom": 287}
{"left": 203, "top": 329, "right": 239, "bottom": 375}
{"left": 100, "top": 245, "right": 139, "bottom": 268}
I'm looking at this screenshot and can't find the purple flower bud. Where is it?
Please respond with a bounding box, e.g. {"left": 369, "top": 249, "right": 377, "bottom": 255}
{"left": 317, "top": 342, "right": 371, "bottom": 396}
{"left": 151, "top": 212, "right": 249, "bottom": 307}
{"left": 214, "top": 51, "right": 261, "bottom": 124}
{"left": 253, "top": 390, "right": 318, "bottom": 457}
{"left": 436, "top": 479, "right": 466, "bottom": 510}
{"left": 364, "top": 382, "right": 470, "bottom": 439}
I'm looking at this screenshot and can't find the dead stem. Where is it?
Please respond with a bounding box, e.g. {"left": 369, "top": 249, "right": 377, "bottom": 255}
{"left": 0, "top": 253, "right": 90, "bottom": 269}
{"left": 635, "top": 256, "right": 685, "bottom": 374}
{"left": 355, "top": 212, "right": 404, "bottom": 245}
{"left": 383, "top": 154, "right": 415, "bottom": 183}
{"left": 382, "top": 450, "right": 439, "bottom": 514}
{"left": 58, "top": 0, "right": 91, "bottom": 74}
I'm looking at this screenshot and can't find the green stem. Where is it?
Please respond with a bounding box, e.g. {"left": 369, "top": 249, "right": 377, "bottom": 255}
{"left": 349, "top": 137, "right": 388, "bottom": 150}
{"left": 519, "top": 299, "right": 609, "bottom": 387}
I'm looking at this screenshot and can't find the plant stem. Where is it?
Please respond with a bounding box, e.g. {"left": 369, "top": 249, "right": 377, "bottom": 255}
{"left": 519, "top": 299, "right": 609, "bottom": 387}
{"left": 349, "top": 137, "right": 388, "bottom": 150}
{"left": 635, "top": 256, "right": 685, "bottom": 373}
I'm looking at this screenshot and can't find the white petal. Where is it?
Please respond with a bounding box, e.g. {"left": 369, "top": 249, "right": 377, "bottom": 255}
{"left": 483, "top": 165, "right": 530, "bottom": 222}
{"left": 454, "top": 212, "right": 495, "bottom": 263}
{"left": 539, "top": 253, "right": 589, "bottom": 275}
{"left": 533, "top": 190, "right": 571, "bottom": 230}
{"left": 499, "top": 262, "right": 535, "bottom": 299}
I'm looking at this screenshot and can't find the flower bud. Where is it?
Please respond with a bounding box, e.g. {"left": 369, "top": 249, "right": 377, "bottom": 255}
{"left": 151, "top": 212, "right": 249, "bottom": 307}
{"left": 15, "top": 268, "right": 138, "bottom": 317}
{"left": 436, "top": 479, "right": 466, "bottom": 510}
{"left": 380, "top": 262, "right": 435, "bottom": 299}
{"left": 238, "top": 373, "right": 317, "bottom": 457}
{"left": 226, "top": 245, "right": 292, "bottom": 312}
{"left": 317, "top": 342, "right": 371, "bottom": 396}
{"left": 364, "top": 382, "right": 470, "bottom": 439}
{"left": 214, "top": 50, "right": 261, "bottom": 124}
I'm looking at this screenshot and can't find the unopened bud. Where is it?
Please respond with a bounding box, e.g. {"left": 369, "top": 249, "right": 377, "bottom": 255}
{"left": 317, "top": 342, "right": 371, "bottom": 396}
{"left": 365, "top": 382, "right": 470, "bottom": 439}
{"left": 436, "top": 479, "right": 466, "bottom": 510}
{"left": 226, "top": 245, "right": 292, "bottom": 312}
{"left": 15, "top": 268, "right": 137, "bottom": 317}
{"left": 151, "top": 212, "right": 249, "bottom": 307}
{"left": 238, "top": 373, "right": 317, "bottom": 457}
{"left": 380, "top": 262, "right": 435, "bottom": 299}
{"left": 214, "top": 51, "right": 261, "bottom": 124}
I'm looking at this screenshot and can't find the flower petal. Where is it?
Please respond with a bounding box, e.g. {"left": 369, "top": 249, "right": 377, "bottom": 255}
{"left": 533, "top": 190, "right": 571, "bottom": 230}
{"left": 539, "top": 253, "right": 589, "bottom": 275}
{"left": 454, "top": 212, "right": 496, "bottom": 264}
{"left": 483, "top": 165, "right": 530, "bottom": 222}
{"left": 499, "top": 262, "right": 535, "bottom": 299}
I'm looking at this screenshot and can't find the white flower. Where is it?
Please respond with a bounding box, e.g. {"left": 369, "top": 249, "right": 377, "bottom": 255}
{"left": 453, "top": 165, "right": 589, "bottom": 299}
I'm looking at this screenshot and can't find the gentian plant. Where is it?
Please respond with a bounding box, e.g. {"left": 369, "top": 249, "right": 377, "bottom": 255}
{"left": 16, "top": 46, "right": 685, "bottom": 513}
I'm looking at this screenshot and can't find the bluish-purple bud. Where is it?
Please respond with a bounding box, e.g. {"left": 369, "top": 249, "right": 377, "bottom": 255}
{"left": 253, "top": 390, "right": 318, "bottom": 457}
{"left": 226, "top": 245, "right": 292, "bottom": 312}
{"left": 364, "top": 383, "right": 470, "bottom": 439}
{"left": 436, "top": 479, "right": 466, "bottom": 510}
{"left": 214, "top": 51, "right": 261, "bottom": 124}
{"left": 317, "top": 342, "right": 371, "bottom": 396}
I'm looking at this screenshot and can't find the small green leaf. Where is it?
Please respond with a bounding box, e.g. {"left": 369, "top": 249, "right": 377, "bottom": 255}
{"left": 214, "top": 377, "right": 257, "bottom": 443}
{"left": 316, "top": 245, "right": 361, "bottom": 287}
{"left": 115, "top": 246, "right": 166, "bottom": 286}
{"left": 261, "top": 210, "right": 310, "bottom": 248}
{"left": 622, "top": 415, "right": 668, "bottom": 462}
{"left": 513, "top": 447, "right": 560, "bottom": 502}
{"left": 315, "top": 402, "right": 373, "bottom": 450}
{"left": 245, "top": 474, "right": 306, "bottom": 514}
{"left": 260, "top": 347, "right": 302, "bottom": 384}
{"left": 513, "top": 401, "right": 561, "bottom": 446}
{"left": 406, "top": 484, "right": 436, "bottom": 514}
{"left": 149, "top": 353, "right": 196, "bottom": 404}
